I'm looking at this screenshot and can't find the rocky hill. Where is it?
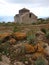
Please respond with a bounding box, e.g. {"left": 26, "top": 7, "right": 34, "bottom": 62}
{"left": 0, "top": 30, "right": 49, "bottom": 65}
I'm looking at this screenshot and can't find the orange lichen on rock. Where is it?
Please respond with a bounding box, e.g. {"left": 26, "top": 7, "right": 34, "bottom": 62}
{"left": 24, "top": 43, "right": 47, "bottom": 56}
{"left": 35, "top": 43, "right": 47, "bottom": 54}
{"left": 0, "top": 33, "right": 11, "bottom": 39}
{"left": 32, "top": 52, "right": 44, "bottom": 60}
{"left": 37, "top": 44, "right": 44, "bottom": 52}
{"left": 14, "top": 32, "right": 27, "bottom": 40}
{"left": 24, "top": 43, "right": 47, "bottom": 60}
{"left": 24, "top": 44, "right": 36, "bottom": 53}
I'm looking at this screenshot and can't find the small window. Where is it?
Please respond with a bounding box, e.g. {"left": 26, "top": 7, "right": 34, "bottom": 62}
{"left": 29, "top": 13, "right": 31, "bottom": 18}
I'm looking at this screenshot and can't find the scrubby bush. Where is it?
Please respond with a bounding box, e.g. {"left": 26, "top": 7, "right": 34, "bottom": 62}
{"left": 9, "top": 45, "right": 26, "bottom": 62}
{"left": 0, "top": 39, "right": 2, "bottom": 45}
{"left": 27, "top": 34, "right": 36, "bottom": 45}
{"left": 0, "top": 44, "right": 4, "bottom": 53}
{"left": 37, "top": 21, "right": 42, "bottom": 24}
{"left": 41, "top": 28, "right": 46, "bottom": 34}
{"left": 0, "top": 53, "right": 2, "bottom": 61}
{"left": 45, "top": 32, "right": 49, "bottom": 39}
{"left": 19, "top": 56, "right": 28, "bottom": 63}
{"left": 35, "top": 57, "right": 47, "bottom": 65}
{"left": 13, "top": 26, "right": 18, "bottom": 32}
{"left": 32, "top": 22, "right": 36, "bottom": 25}
{"left": 0, "top": 43, "right": 10, "bottom": 55}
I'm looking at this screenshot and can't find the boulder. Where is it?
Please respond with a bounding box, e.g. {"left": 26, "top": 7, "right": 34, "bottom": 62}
{"left": 14, "top": 32, "right": 27, "bottom": 40}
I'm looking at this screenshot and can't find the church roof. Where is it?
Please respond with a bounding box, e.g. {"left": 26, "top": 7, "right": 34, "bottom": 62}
{"left": 19, "top": 8, "right": 30, "bottom": 11}
{"left": 19, "top": 8, "right": 30, "bottom": 14}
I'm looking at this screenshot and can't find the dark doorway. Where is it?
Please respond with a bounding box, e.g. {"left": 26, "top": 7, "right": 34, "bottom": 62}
{"left": 29, "top": 13, "right": 32, "bottom": 18}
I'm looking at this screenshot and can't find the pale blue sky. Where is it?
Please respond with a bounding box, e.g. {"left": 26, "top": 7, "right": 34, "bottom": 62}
{"left": 0, "top": 0, "right": 49, "bottom": 18}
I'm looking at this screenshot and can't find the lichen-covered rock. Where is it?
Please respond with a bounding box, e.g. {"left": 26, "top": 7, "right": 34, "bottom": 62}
{"left": 14, "top": 32, "right": 27, "bottom": 40}
{"left": 9, "top": 38, "right": 16, "bottom": 45}
{"left": 32, "top": 52, "right": 44, "bottom": 60}
{"left": 24, "top": 43, "right": 46, "bottom": 55}
{"left": 0, "top": 33, "right": 11, "bottom": 39}
{"left": 36, "top": 43, "right": 45, "bottom": 52}
{"left": 24, "top": 44, "right": 35, "bottom": 53}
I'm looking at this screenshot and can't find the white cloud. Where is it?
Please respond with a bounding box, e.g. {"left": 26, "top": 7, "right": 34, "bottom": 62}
{"left": 0, "top": 2, "right": 21, "bottom": 16}
{"left": 4, "top": 0, "right": 49, "bottom": 7}
{"left": 30, "top": 7, "right": 49, "bottom": 17}
{"left": 0, "top": 0, "right": 49, "bottom": 18}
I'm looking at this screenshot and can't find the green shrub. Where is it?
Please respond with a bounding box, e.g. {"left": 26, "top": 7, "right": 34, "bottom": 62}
{"left": 0, "top": 39, "right": 2, "bottom": 45}
{"left": 3, "top": 43, "right": 10, "bottom": 55}
{"left": 32, "top": 23, "right": 36, "bottom": 25}
{"left": 42, "top": 21, "right": 47, "bottom": 24}
{"left": 13, "top": 26, "right": 18, "bottom": 32}
{"left": 45, "top": 32, "right": 49, "bottom": 39}
{"left": 0, "top": 53, "right": 2, "bottom": 61}
{"left": 0, "top": 44, "right": 3, "bottom": 53}
{"left": 0, "top": 57, "right": 2, "bottom": 61}
{"left": 35, "top": 57, "right": 47, "bottom": 65}
{"left": 19, "top": 56, "right": 28, "bottom": 63}
{"left": 0, "top": 43, "right": 10, "bottom": 55}
{"left": 27, "top": 34, "right": 36, "bottom": 45}
{"left": 9, "top": 44, "right": 25, "bottom": 62}
{"left": 37, "top": 21, "right": 42, "bottom": 24}
{"left": 41, "top": 28, "right": 46, "bottom": 34}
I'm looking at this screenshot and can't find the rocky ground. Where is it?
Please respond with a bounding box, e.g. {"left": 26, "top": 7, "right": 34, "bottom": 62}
{"left": 0, "top": 30, "right": 49, "bottom": 65}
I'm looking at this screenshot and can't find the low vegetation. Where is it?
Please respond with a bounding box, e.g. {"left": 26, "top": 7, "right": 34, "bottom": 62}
{"left": 0, "top": 21, "right": 49, "bottom": 65}
{"left": 35, "top": 57, "right": 48, "bottom": 65}
{"left": 27, "top": 34, "right": 36, "bottom": 45}
{"left": 0, "top": 53, "right": 2, "bottom": 61}
{"left": 45, "top": 32, "right": 49, "bottom": 39}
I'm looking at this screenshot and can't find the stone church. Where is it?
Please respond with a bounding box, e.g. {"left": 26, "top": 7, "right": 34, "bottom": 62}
{"left": 14, "top": 8, "right": 37, "bottom": 24}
